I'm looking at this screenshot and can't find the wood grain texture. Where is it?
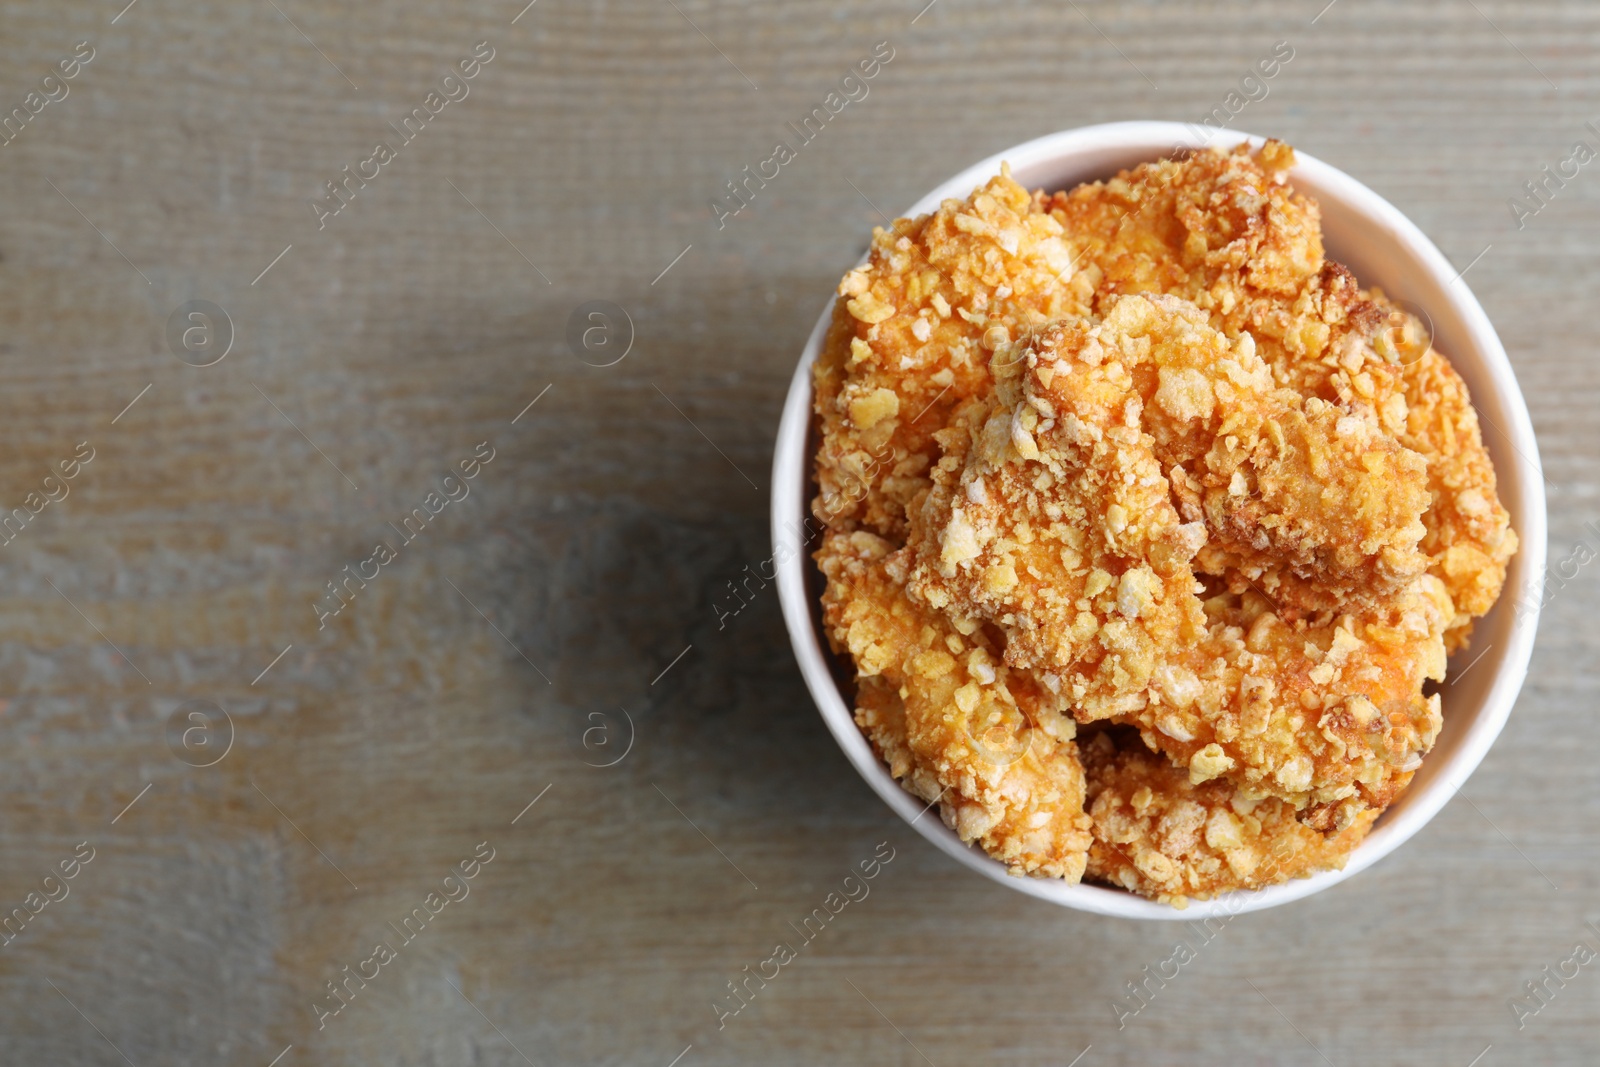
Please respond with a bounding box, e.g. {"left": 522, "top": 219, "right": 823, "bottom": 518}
{"left": 0, "top": 0, "right": 1595, "bottom": 1063}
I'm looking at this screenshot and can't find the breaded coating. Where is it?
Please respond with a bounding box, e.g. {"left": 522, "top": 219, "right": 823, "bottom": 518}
{"left": 1162, "top": 576, "right": 1452, "bottom": 830}
{"left": 1145, "top": 295, "right": 1434, "bottom": 618}
{"left": 1042, "top": 138, "right": 1322, "bottom": 311}
{"left": 819, "top": 530, "right": 1093, "bottom": 880}
{"left": 901, "top": 305, "right": 1211, "bottom": 698}
{"left": 1396, "top": 345, "right": 1519, "bottom": 648}
{"left": 811, "top": 139, "right": 1517, "bottom": 902}
{"left": 1082, "top": 727, "right": 1378, "bottom": 906}
{"left": 1042, "top": 142, "right": 1515, "bottom": 645}
{"left": 908, "top": 295, "right": 1430, "bottom": 648}
{"left": 812, "top": 166, "right": 1087, "bottom": 539}
{"left": 852, "top": 674, "right": 916, "bottom": 784}
{"left": 902, "top": 294, "right": 1452, "bottom": 822}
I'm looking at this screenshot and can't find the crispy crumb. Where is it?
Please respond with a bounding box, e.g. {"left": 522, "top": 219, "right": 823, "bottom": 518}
{"left": 820, "top": 531, "right": 1093, "bottom": 880}
{"left": 812, "top": 140, "right": 1516, "bottom": 904}
{"left": 1082, "top": 727, "right": 1377, "bottom": 904}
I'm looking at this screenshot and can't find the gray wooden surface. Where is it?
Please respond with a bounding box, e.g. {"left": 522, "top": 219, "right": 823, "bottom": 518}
{"left": 0, "top": 0, "right": 1594, "bottom": 1064}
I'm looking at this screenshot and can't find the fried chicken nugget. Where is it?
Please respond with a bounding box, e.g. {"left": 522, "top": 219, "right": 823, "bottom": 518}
{"left": 903, "top": 294, "right": 1454, "bottom": 823}
{"left": 1162, "top": 577, "right": 1452, "bottom": 830}
{"left": 813, "top": 140, "right": 1515, "bottom": 900}
{"left": 901, "top": 308, "right": 1210, "bottom": 703}
{"left": 1145, "top": 302, "right": 1434, "bottom": 618}
{"left": 906, "top": 292, "right": 1430, "bottom": 676}
{"left": 1082, "top": 727, "right": 1378, "bottom": 905}
{"left": 1395, "top": 340, "right": 1520, "bottom": 648}
{"left": 819, "top": 529, "right": 1093, "bottom": 880}
{"left": 1042, "top": 142, "right": 1515, "bottom": 644}
{"left": 1246, "top": 268, "right": 1517, "bottom": 646}
{"left": 812, "top": 166, "right": 1086, "bottom": 539}
{"left": 852, "top": 674, "right": 916, "bottom": 784}
{"left": 1041, "top": 138, "right": 1321, "bottom": 308}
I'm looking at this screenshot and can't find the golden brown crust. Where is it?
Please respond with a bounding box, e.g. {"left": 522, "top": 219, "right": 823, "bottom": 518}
{"left": 1163, "top": 576, "right": 1451, "bottom": 827}
{"left": 901, "top": 305, "right": 1209, "bottom": 692}
{"left": 1397, "top": 347, "right": 1519, "bottom": 648}
{"left": 1040, "top": 140, "right": 1323, "bottom": 312}
{"left": 811, "top": 140, "right": 1516, "bottom": 903}
{"left": 899, "top": 295, "right": 1450, "bottom": 820}
{"left": 812, "top": 166, "right": 1090, "bottom": 538}
{"left": 1043, "top": 142, "right": 1515, "bottom": 645}
{"left": 820, "top": 530, "right": 1093, "bottom": 880}
{"left": 852, "top": 674, "right": 915, "bottom": 784}
{"left": 1082, "top": 727, "right": 1378, "bottom": 906}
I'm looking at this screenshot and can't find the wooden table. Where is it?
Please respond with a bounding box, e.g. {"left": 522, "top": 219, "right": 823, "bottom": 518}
{"left": 0, "top": 1, "right": 1593, "bottom": 1063}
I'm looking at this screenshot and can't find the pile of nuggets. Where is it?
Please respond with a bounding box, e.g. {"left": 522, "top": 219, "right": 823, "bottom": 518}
{"left": 812, "top": 141, "right": 1517, "bottom": 905}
